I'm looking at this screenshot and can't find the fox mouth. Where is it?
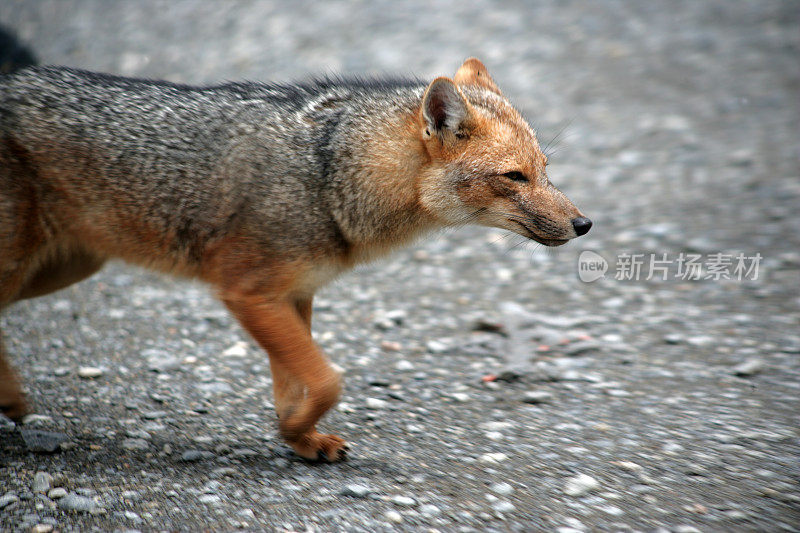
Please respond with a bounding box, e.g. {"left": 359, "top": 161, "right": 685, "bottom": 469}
{"left": 511, "top": 220, "right": 569, "bottom": 247}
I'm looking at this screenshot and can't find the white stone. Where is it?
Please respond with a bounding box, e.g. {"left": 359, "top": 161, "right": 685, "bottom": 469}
{"left": 366, "top": 398, "right": 388, "bottom": 409}
{"left": 479, "top": 452, "right": 509, "bottom": 463}
{"left": 391, "top": 495, "right": 416, "bottom": 506}
{"left": 492, "top": 500, "right": 516, "bottom": 513}
{"left": 222, "top": 341, "right": 248, "bottom": 357}
{"left": 490, "top": 482, "right": 514, "bottom": 496}
{"left": 564, "top": 474, "right": 600, "bottom": 496}
{"left": 733, "top": 359, "right": 764, "bottom": 376}
{"left": 21, "top": 414, "right": 54, "bottom": 425}
{"left": 396, "top": 360, "right": 414, "bottom": 370}
{"left": 78, "top": 366, "right": 104, "bottom": 378}
{"left": 48, "top": 488, "right": 68, "bottom": 499}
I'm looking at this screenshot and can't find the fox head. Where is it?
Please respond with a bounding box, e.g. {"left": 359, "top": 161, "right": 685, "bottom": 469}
{"left": 417, "top": 58, "right": 591, "bottom": 246}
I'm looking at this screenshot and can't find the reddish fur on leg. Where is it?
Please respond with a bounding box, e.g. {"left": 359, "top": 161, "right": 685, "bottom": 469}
{"left": 223, "top": 295, "right": 346, "bottom": 461}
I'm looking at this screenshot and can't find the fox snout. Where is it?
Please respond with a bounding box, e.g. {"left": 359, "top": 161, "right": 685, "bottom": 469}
{"left": 502, "top": 210, "right": 592, "bottom": 247}
{"left": 500, "top": 183, "right": 591, "bottom": 246}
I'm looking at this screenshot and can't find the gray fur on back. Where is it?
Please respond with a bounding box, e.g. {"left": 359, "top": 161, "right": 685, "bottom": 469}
{"left": 0, "top": 66, "right": 426, "bottom": 266}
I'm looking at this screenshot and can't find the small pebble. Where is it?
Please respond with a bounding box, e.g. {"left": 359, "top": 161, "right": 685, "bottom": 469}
{"left": 47, "top": 488, "right": 67, "bottom": 499}
{"left": 222, "top": 341, "right": 248, "bottom": 357}
{"left": 561, "top": 340, "right": 600, "bottom": 356}
{"left": 426, "top": 340, "right": 449, "bottom": 353}
{"left": 612, "top": 461, "right": 643, "bottom": 471}
{"left": 674, "top": 527, "right": 702, "bottom": 533}
{"left": 725, "top": 509, "right": 748, "bottom": 520}
{"left": 490, "top": 482, "right": 514, "bottom": 496}
{"left": 479, "top": 452, "right": 509, "bottom": 463}
{"left": 733, "top": 359, "right": 764, "bottom": 376}
{"left": 492, "top": 500, "right": 516, "bottom": 513}
{"left": 522, "top": 390, "right": 553, "bottom": 404}
{"left": 366, "top": 398, "right": 388, "bottom": 409}
{"left": 561, "top": 517, "right": 587, "bottom": 531}
{"left": 19, "top": 429, "right": 68, "bottom": 453}
{"left": 395, "top": 360, "right": 414, "bottom": 370}
{"left": 31, "top": 525, "right": 54, "bottom": 533}
{"left": 32, "top": 472, "right": 53, "bottom": 493}
{"left": 381, "top": 341, "right": 402, "bottom": 351}
{"left": 237, "top": 508, "right": 256, "bottom": 520}
{"left": 77, "top": 367, "right": 104, "bottom": 379}
{"left": 384, "top": 510, "right": 403, "bottom": 523}
{"left": 21, "top": 414, "right": 54, "bottom": 426}
{"left": 0, "top": 493, "right": 19, "bottom": 509}
{"left": 58, "top": 493, "right": 98, "bottom": 513}
{"left": 211, "top": 467, "right": 238, "bottom": 478}
{"left": 564, "top": 474, "right": 600, "bottom": 496}
{"left": 141, "top": 411, "right": 168, "bottom": 420}
{"left": 121, "top": 438, "right": 150, "bottom": 451}
{"left": 340, "top": 484, "right": 371, "bottom": 498}
{"left": 391, "top": 495, "right": 416, "bottom": 506}
{"left": 599, "top": 504, "right": 624, "bottom": 516}
{"left": 419, "top": 504, "right": 441, "bottom": 516}
{"left": 125, "top": 429, "right": 151, "bottom": 440}
{"left": 180, "top": 450, "right": 215, "bottom": 462}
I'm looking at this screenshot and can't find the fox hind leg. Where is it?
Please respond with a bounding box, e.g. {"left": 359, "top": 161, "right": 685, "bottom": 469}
{"left": 0, "top": 327, "right": 28, "bottom": 423}
{"left": 0, "top": 257, "right": 32, "bottom": 423}
{"left": 0, "top": 251, "right": 38, "bottom": 423}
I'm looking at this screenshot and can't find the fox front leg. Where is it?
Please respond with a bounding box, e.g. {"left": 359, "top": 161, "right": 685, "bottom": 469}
{"left": 223, "top": 295, "right": 346, "bottom": 461}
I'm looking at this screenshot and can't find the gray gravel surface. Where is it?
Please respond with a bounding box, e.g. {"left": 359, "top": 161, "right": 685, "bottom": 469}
{"left": 2, "top": 1, "right": 799, "bottom": 531}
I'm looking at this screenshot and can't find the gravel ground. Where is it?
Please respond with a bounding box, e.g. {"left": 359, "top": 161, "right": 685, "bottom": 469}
{"left": 1, "top": 1, "right": 798, "bottom": 531}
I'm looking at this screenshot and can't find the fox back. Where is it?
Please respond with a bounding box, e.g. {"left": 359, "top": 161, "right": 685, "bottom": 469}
{"left": 1, "top": 68, "right": 427, "bottom": 279}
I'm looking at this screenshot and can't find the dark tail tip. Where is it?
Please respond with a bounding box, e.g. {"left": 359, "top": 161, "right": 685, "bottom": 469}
{"left": 0, "top": 25, "right": 38, "bottom": 74}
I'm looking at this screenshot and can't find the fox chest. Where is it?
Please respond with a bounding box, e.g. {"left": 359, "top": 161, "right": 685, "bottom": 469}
{"left": 294, "top": 261, "right": 347, "bottom": 297}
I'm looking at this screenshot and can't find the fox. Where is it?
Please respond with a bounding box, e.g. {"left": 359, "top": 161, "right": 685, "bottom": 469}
{"left": 0, "top": 58, "right": 591, "bottom": 461}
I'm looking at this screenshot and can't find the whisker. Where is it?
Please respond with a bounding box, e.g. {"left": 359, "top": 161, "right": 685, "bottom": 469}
{"left": 507, "top": 237, "right": 529, "bottom": 253}
{"left": 488, "top": 232, "right": 517, "bottom": 246}
{"left": 542, "top": 118, "right": 574, "bottom": 158}
{"left": 425, "top": 207, "right": 486, "bottom": 241}
{"left": 452, "top": 207, "right": 486, "bottom": 226}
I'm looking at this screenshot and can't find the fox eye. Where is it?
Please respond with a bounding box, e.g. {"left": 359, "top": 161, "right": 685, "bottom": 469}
{"left": 503, "top": 171, "right": 528, "bottom": 183}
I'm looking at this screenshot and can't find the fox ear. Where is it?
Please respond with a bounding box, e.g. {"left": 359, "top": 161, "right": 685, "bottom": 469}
{"left": 454, "top": 57, "right": 501, "bottom": 95}
{"left": 421, "top": 77, "right": 469, "bottom": 135}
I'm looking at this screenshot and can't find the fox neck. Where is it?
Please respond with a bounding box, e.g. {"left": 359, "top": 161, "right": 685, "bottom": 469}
{"left": 329, "top": 99, "right": 444, "bottom": 265}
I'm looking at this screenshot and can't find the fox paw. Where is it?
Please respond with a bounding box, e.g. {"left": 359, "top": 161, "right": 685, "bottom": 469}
{"left": 0, "top": 396, "right": 29, "bottom": 424}
{"left": 288, "top": 431, "right": 349, "bottom": 462}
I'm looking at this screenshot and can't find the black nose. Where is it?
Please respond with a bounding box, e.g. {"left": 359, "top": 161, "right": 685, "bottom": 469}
{"left": 572, "top": 217, "right": 592, "bottom": 236}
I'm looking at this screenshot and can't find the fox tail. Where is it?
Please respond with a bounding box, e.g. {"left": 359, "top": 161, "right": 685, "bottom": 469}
{"left": 0, "top": 25, "right": 37, "bottom": 74}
